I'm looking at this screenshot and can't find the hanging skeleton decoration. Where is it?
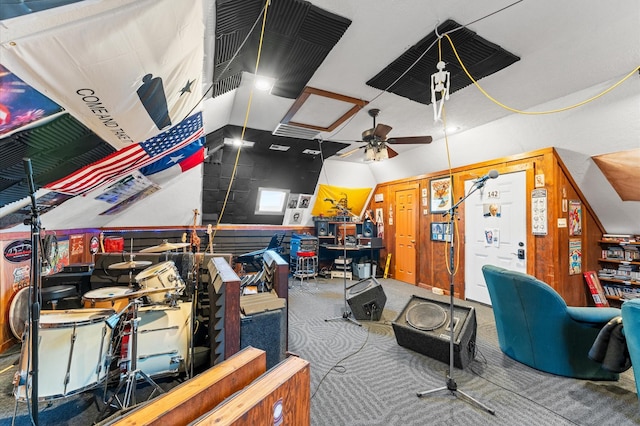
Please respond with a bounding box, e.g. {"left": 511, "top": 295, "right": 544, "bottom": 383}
{"left": 430, "top": 61, "right": 450, "bottom": 122}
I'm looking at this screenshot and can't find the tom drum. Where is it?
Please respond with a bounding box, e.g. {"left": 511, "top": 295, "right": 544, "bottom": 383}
{"left": 135, "top": 261, "right": 185, "bottom": 304}
{"left": 82, "top": 286, "right": 132, "bottom": 312}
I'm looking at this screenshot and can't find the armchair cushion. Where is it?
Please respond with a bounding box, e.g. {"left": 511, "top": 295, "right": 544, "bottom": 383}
{"left": 482, "top": 264, "right": 620, "bottom": 380}
{"left": 621, "top": 298, "right": 640, "bottom": 397}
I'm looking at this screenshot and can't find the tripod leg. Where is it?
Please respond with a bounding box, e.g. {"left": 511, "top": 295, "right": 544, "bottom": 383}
{"left": 455, "top": 389, "right": 495, "bottom": 415}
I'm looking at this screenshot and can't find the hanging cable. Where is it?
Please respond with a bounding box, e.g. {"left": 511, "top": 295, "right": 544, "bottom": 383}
{"left": 444, "top": 33, "right": 640, "bottom": 115}
{"left": 211, "top": 0, "right": 271, "bottom": 243}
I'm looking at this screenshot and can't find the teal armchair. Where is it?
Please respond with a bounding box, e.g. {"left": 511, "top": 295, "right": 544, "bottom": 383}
{"left": 621, "top": 298, "right": 640, "bottom": 396}
{"left": 481, "top": 265, "right": 621, "bottom": 380}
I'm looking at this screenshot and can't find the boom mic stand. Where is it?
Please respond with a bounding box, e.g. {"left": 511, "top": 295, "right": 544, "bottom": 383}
{"left": 23, "top": 158, "right": 41, "bottom": 425}
{"left": 417, "top": 179, "right": 495, "bottom": 416}
{"left": 325, "top": 203, "right": 361, "bottom": 326}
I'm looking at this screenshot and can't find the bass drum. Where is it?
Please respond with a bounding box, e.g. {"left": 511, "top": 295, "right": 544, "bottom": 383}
{"left": 8, "top": 287, "right": 29, "bottom": 340}
{"left": 120, "top": 301, "right": 191, "bottom": 378}
{"left": 14, "top": 308, "right": 114, "bottom": 401}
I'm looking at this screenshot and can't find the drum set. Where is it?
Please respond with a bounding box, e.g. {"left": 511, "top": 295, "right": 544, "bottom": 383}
{"left": 12, "top": 240, "right": 195, "bottom": 410}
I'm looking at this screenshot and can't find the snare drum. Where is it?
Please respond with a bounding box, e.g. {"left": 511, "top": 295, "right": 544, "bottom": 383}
{"left": 135, "top": 261, "right": 185, "bottom": 304}
{"left": 14, "top": 308, "right": 114, "bottom": 401}
{"left": 82, "top": 286, "right": 132, "bottom": 312}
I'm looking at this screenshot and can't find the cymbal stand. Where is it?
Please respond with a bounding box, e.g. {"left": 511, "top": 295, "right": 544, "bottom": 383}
{"left": 98, "top": 298, "right": 164, "bottom": 418}
{"left": 416, "top": 181, "right": 494, "bottom": 415}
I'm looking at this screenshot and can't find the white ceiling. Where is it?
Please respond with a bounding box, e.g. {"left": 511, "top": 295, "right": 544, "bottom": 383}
{"left": 204, "top": 0, "right": 639, "bottom": 155}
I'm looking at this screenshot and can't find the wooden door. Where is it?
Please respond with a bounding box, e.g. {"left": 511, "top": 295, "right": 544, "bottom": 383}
{"left": 395, "top": 186, "right": 418, "bottom": 284}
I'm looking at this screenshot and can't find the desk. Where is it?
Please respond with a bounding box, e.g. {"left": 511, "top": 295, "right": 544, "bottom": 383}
{"left": 319, "top": 244, "right": 384, "bottom": 278}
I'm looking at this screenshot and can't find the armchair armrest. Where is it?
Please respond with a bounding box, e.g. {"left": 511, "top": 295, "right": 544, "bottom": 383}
{"left": 566, "top": 306, "right": 621, "bottom": 324}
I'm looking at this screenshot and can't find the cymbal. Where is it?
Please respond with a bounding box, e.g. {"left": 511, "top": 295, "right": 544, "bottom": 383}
{"left": 140, "top": 241, "right": 191, "bottom": 253}
{"left": 108, "top": 260, "right": 152, "bottom": 270}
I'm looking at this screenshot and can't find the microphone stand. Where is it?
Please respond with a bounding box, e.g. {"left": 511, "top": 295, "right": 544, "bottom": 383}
{"left": 416, "top": 179, "right": 495, "bottom": 416}
{"left": 23, "top": 158, "right": 41, "bottom": 425}
{"left": 324, "top": 203, "right": 361, "bottom": 326}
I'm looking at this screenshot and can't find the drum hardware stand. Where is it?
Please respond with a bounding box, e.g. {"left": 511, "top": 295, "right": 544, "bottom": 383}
{"left": 97, "top": 298, "right": 164, "bottom": 421}
{"left": 22, "top": 159, "right": 43, "bottom": 425}
{"left": 187, "top": 262, "right": 198, "bottom": 379}
{"left": 324, "top": 203, "right": 361, "bottom": 327}
{"left": 416, "top": 178, "right": 495, "bottom": 416}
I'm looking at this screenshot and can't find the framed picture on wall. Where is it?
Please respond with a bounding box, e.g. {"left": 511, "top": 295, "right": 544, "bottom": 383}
{"left": 430, "top": 222, "right": 451, "bottom": 241}
{"left": 430, "top": 176, "right": 453, "bottom": 214}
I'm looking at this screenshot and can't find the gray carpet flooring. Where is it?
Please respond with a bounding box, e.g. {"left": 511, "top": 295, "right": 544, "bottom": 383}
{"left": 0, "top": 277, "right": 638, "bottom": 425}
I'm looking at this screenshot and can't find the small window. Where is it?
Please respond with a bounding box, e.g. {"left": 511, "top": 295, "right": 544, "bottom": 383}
{"left": 255, "top": 187, "right": 290, "bottom": 215}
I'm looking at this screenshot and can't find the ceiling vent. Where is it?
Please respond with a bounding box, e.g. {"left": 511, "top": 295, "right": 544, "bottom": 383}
{"left": 272, "top": 123, "right": 320, "bottom": 140}
{"left": 269, "top": 144, "right": 291, "bottom": 151}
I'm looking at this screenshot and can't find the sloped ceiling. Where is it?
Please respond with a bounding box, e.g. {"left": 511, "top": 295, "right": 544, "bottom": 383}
{"left": 592, "top": 149, "right": 640, "bottom": 202}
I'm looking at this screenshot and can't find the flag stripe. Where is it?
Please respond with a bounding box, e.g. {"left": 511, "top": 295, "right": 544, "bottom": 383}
{"left": 45, "top": 112, "right": 203, "bottom": 195}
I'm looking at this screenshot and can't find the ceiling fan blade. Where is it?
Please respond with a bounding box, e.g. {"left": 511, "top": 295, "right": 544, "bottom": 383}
{"left": 373, "top": 123, "right": 392, "bottom": 139}
{"left": 387, "top": 135, "right": 433, "bottom": 144}
{"left": 387, "top": 146, "right": 399, "bottom": 158}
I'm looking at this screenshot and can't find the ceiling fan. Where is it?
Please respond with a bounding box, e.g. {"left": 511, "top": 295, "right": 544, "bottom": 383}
{"left": 339, "top": 108, "right": 433, "bottom": 161}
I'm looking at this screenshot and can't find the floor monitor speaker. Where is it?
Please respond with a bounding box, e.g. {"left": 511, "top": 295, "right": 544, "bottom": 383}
{"left": 346, "top": 277, "right": 386, "bottom": 321}
{"left": 392, "top": 294, "right": 476, "bottom": 369}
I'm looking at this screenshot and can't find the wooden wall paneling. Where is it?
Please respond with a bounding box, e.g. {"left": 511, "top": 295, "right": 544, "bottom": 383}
{"left": 367, "top": 148, "right": 603, "bottom": 306}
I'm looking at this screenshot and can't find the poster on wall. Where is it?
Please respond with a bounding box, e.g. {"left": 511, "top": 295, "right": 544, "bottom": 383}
{"left": 69, "top": 234, "right": 84, "bottom": 264}
{"left": 2, "top": 239, "right": 32, "bottom": 293}
{"left": 569, "top": 200, "right": 582, "bottom": 236}
{"left": 569, "top": 239, "right": 582, "bottom": 275}
{"left": 287, "top": 193, "right": 300, "bottom": 209}
{"left": 375, "top": 208, "right": 384, "bottom": 238}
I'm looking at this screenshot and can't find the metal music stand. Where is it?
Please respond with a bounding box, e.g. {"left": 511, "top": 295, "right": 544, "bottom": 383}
{"left": 324, "top": 202, "right": 361, "bottom": 326}
{"left": 416, "top": 179, "right": 494, "bottom": 415}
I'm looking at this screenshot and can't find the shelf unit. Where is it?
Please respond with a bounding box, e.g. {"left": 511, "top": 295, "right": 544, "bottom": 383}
{"left": 597, "top": 239, "right": 640, "bottom": 305}
{"left": 315, "top": 220, "right": 377, "bottom": 247}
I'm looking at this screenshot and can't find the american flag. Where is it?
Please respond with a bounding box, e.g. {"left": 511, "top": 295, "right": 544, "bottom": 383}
{"left": 45, "top": 112, "right": 203, "bottom": 195}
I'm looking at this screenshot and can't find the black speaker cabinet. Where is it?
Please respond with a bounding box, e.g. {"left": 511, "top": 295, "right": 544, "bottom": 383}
{"left": 346, "top": 277, "right": 386, "bottom": 321}
{"left": 363, "top": 220, "right": 373, "bottom": 237}
{"left": 316, "top": 220, "right": 329, "bottom": 236}
{"left": 392, "top": 295, "right": 476, "bottom": 369}
{"left": 240, "top": 306, "right": 287, "bottom": 369}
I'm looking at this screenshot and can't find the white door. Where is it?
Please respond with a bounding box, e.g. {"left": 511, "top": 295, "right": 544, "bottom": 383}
{"left": 464, "top": 170, "right": 527, "bottom": 305}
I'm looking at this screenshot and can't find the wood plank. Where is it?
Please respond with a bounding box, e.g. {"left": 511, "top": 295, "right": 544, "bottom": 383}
{"left": 191, "top": 356, "right": 310, "bottom": 426}
{"left": 108, "top": 347, "right": 267, "bottom": 426}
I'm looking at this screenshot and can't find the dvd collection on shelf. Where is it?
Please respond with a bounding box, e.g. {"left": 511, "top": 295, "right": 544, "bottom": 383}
{"left": 596, "top": 234, "right": 640, "bottom": 303}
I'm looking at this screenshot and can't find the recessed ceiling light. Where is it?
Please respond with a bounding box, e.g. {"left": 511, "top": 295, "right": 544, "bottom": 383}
{"left": 254, "top": 76, "right": 276, "bottom": 92}
{"left": 303, "top": 149, "right": 321, "bottom": 155}
{"left": 223, "top": 137, "right": 254, "bottom": 147}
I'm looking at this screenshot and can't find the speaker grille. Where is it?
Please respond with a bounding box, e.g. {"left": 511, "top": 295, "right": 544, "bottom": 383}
{"left": 406, "top": 302, "right": 447, "bottom": 331}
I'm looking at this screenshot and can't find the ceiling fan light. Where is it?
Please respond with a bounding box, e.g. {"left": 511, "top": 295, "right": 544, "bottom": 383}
{"left": 365, "top": 147, "right": 375, "bottom": 161}
{"left": 375, "top": 147, "right": 389, "bottom": 161}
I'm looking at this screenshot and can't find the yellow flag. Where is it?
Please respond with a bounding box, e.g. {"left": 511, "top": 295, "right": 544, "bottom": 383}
{"left": 311, "top": 184, "right": 372, "bottom": 218}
